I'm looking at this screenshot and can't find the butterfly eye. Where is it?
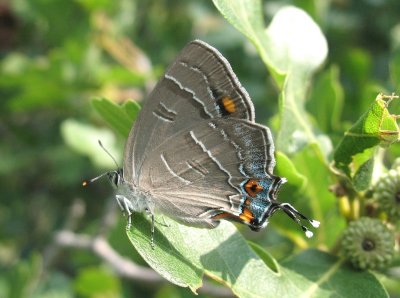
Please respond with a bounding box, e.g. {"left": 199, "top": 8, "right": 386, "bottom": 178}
{"left": 107, "top": 171, "right": 120, "bottom": 187}
{"left": 113, "top": 173, "right": 119, "bottom": 186}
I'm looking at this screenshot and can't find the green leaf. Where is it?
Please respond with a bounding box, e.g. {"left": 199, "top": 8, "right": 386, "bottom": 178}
{"left": 308, "top": 65, "right": 344, "bottom": 133}
{"left": 212, "top": 2, "right": 327, "bottom": 85}
{"left": 126, "top": 215, "right": 302, "bottom": 296}
{"left": 212, "top": 0, "right": 284, "bottom": 84}
{"left": 281, "top": 249, "right": 388, "bottom": 298}
{"left": 122, "top": 100, "right": 141, "bottom": 121}
{"left": 275, "top": 151, "right": 307, "bottom": 191}
{"left": 60, "top": 118, "right": 121, "bottom": 168}
{"left": 352, "top": 147, "right": 376, "bottom": 191}
{"left": 127, "top": 218, "right": 386, "bottom": 297}
{"left": 213, "top": 1, "right": 328, "bottom": 157}
{"left": 126, "top": 215, "right": 202, "bottom": 291}
{"left": 333, "top": 93, "right": 400, "bottom": 180}
{"left": 265, "top": 6, "right": 327, "bottom": 74}
{"left": 127, "top": 216, "right": 292, "bottom": 296}
{"left": 353, "top": 157, "right": 374, "bottom": 191}
{"left": 74, "top": 267, "right": 121, "bottom": 297}
{"left": 277, "top": 70, "right": 330, "bottom": 156}
{"left": 284, "top": 144, "right": 345, "bottom": 248}
{"left": 248, "top": 241, "right": 280, "bottom": 273}
{"left": 92, "top": 97, "right": 139, "bottom": 138}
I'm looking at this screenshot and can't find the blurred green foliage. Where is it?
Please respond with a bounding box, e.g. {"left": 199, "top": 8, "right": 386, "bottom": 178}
{"left": 1, "top": 0, "right": 400, "bottom": 297}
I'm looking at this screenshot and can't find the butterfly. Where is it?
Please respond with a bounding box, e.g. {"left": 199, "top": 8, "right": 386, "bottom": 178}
{"left": 84, "top": 40, "right": 319, "bottom": 247}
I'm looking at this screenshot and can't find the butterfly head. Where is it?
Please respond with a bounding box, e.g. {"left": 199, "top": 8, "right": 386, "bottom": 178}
{"left": 82, "top": 140, "right": 124, "bottom": 188}
{"left": 107, "top": 168, "right": 124, "bottom": 188}
{"left": 82, "top": 168, "right": 124, "bottom": 188}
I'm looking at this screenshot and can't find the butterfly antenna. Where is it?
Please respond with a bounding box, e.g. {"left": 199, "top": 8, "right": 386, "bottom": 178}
{"left": 98, "top": 140, "right": 120, "bottom": 169}
{"left": 279, "top": 203, "right": 320, "bottom": 238}
{"left": 82, "top": 172, "right": 110, "bottom": 187}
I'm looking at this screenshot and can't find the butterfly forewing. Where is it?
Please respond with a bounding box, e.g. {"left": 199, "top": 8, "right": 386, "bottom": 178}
{"left": 124, "top": 40, "right": 257, "bottom": 185}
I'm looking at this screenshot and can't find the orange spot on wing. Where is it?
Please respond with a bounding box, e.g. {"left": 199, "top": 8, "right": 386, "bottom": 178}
{"left": 222, "top": 96, "right": 236, "bottom": 113}
{"left": 239, "top": 207, "right": 254, "bottom": 223}
{"left": 212, "top": 212, "right": 231, "bottom": 220}
{"left": 244, "top": 179, "right": 263, "bottom": 197}
{"left": 212, "top": 208, "right": 254, "bottom": 225}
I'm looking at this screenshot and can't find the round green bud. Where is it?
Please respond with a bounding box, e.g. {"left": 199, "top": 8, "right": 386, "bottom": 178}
{"left": 341, "top": 217, "right": 395, "bottom": 270}
{"left": 373, "top": 163, "right": 400, "bottom": 221}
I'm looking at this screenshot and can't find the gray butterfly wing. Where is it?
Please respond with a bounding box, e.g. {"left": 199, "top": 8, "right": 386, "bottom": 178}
{"left": 138, "top": 118, "right": 276, "bottom": 227}
{"left": 124, "top": 40, "right": 256, "bottom": 185}
{"left": 123, "top": 40, "right": 277, "bottom": 227}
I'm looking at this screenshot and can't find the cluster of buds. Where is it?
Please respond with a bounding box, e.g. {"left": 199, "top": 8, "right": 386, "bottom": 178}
{"left": 340, "top": 159, "right": 399, "bottom": 270}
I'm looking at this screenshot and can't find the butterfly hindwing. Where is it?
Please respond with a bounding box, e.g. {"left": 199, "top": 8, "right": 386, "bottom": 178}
{"left": 137, "top": 118, "right": 276, "bottom": 226}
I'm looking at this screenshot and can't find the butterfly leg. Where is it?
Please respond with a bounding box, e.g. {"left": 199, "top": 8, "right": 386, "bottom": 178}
{"left": 150, "top": 213, "right": 155, "bottom": 249}
{"left": 143, "top": 208, "right": 156, "bottom": 249}
{"left": 145, "top": 209, "right": 169, "bottom": 227}
{"left": 115, "top": 195, "right": 134, "bottom": 229}
{"left": 115, "top": 195, "right": 125, "bottom": 212}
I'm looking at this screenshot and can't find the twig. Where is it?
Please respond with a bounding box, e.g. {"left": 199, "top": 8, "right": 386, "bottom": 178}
{"left": 54, "top": 230, "right": 234, "bottom": 297}
{"left": 54, "top": 230, "right": 162, "bottom": 282}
